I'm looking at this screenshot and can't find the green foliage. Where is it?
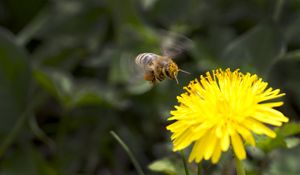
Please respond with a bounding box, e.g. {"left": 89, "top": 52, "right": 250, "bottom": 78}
{"left": 149, "top": 158, "right": 177, "bottom": 175}
{"left": 256, "top": 122, "right": 300, "bottom": 152}
{"left": 148, "top": 157, "right": 196, "bottom": 175}
{"left": 221, "top": 22, "right": 284, "bottom": 76}
{"left": 33, "top": 68, "right": 125, "bottom": 109}
{"left": 268, "top": 51, "right": 300, "bottom": 116}
{"left": 0, "top": 28, "right": 31, "bottom": 136}
{"left": 264, "top": 145, "right": 300, "bottom": 175}
{"left": 0, "top": 0, "right": 300, "bottom": 174}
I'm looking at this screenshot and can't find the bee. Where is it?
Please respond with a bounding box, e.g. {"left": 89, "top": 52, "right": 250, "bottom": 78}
{"left": 135, "top": 53, "right": 190, "bottom": 84}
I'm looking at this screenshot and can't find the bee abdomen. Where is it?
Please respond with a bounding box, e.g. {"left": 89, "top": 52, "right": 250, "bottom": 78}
{"left": 135, "top": 53, "right": 158, "bottom": 67}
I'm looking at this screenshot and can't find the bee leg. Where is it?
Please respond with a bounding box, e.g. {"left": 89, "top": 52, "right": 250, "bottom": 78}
{"left": 151, "top": 79, "right": 156, "bottom": 84}
{"left": 144, "top": 71, "right": 155, "bottom": 82}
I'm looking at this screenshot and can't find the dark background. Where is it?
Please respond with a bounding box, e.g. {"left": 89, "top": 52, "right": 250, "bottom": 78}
{"left": 0, "top": 0, "right": 300, "bottom": 174}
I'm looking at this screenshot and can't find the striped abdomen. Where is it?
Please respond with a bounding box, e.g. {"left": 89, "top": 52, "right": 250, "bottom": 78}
{"left": 135, "top": 53, "right": 159, "bottom": 68}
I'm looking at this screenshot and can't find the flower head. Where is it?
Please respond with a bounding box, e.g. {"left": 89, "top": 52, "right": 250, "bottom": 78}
{"left": 167, "top": 68, "right": 288, "bottom": 163}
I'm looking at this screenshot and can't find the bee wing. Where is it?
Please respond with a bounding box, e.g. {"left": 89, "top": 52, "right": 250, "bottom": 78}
{"left": 159, "top": 30, "right": 194, "bottom": 58}
{"left": 120, "top": 53, "right": 153, "bottom": 94}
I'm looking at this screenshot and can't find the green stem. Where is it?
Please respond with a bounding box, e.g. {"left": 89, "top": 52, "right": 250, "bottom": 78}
{"left": 110, "top": 131, "right": 145, "bottom": 175}
{"left": 0, "top": 109, "right": 28, "bottom": 157}
{"left": 28, "top": 113, "right": 55, "bottom": 151}
{"left": 0, "top": 93, "right": 46, "bottom": 157}
{"left": 180, "top": 151, "right": 190, "bottom": 175}
{"left": 273, "top": 0, "right": 284, "bottom": 22}
{"left": 234, "top": 156, "right": 246, "bottom": 175}
{"left": 198, "top": 162, "right": 203, "bottom": 175}
{"left": 16, "top": 6, "right": 50, "bottom": 46}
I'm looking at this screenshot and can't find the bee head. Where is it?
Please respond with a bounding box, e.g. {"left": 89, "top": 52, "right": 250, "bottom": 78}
{"left": 168, "top": 62, "right": 179, "bottom": 77}
{"left": 166, "top": 62, "right": 191, "bottom": 84}
{"left": 165, "top": 62, "right": 179, "bottom": 84}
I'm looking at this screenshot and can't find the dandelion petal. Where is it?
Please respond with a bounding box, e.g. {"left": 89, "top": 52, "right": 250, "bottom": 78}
{"left": 166, "top": 68, "right": 288, "bottom": 163}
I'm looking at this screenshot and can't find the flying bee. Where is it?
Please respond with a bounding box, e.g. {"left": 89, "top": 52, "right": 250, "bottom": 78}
{"left": 135, "top": 53, "right": 190, "bottom": 84}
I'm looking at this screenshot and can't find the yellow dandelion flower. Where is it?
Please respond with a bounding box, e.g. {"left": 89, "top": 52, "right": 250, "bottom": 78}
{"left": 167, "top": 68, "right": 289, "bottom": 164}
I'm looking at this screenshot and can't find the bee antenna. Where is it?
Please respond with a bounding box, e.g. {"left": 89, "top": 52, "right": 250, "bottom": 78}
{"left": 174, "top": 73, "right": 179, "bottom": 84}
{"left": 179, "top": 69, "right": 191, "bottom": 75}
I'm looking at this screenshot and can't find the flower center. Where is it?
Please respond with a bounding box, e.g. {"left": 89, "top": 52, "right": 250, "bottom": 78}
{"left": 215, "top": 96, "right": 248, "bottom": 123}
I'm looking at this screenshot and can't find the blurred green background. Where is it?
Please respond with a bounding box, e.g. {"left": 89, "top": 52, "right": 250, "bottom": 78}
{"left": 0, "top": 0, "right": 300, "bottom": 174}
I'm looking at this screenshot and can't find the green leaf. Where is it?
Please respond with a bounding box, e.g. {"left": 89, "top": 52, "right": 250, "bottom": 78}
{"left": 221, "top": 22, "right": 284, "bottom": 76}
{"left": 0, "top": 143, "right": 60, "bottom": 175}
{"left": 2, "top": 0, "right": 47, "bottom": 33}
{"left": 276, "top": 122, "right": 300, "bottom": 137}
{"left": 34, "top": 68, "right": 127, "bottom": 109}
{"left": 33, "top": 68, "right": 73, "bottom": 108}
{"left": 148, "top": 157, "right": 196, "bottom": 175}
{"left": 285, "top": 138, "right": 300, "bottom": 149}
{"left": 148, "top": 158, "right": 177, "bottom": 175}
{"left": 268, "top": 51, "right": 300, "bottom": 115}
{"left": 0, "top": 28, "right": 31, "bottom": 135}
{"left": 264, "top": 145, "right": 300, "bottom": 175}
{"left": 28, "top": 145, "right": 60, "bottom": 175}
{"left": 256, "top": 123, "right": 300, "bottom": 152}
{"left": 256, "top": 135, "right": 287, "bottom": 153}
{"left": 149, "top": 0, "right": 202, "bottom": 27}
{"left": 71, "top": 84, "right": 128, "bottom": 109}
